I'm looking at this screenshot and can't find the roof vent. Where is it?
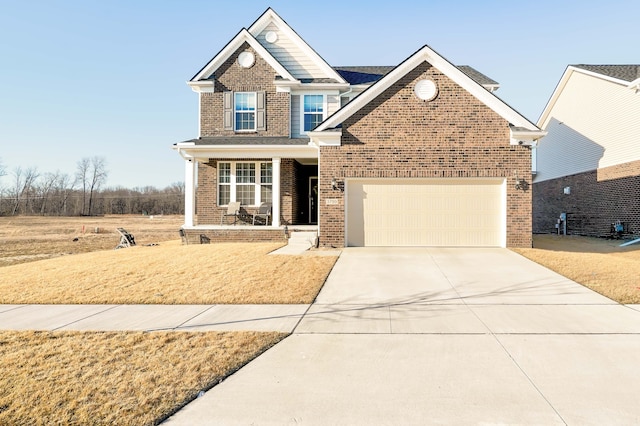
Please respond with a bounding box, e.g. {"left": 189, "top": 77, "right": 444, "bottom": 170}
{"left": 265, "top": 31, "right": 278, "bottom": 43}
{"left": 414, "top": 79, "right": 438, "bottom": 101}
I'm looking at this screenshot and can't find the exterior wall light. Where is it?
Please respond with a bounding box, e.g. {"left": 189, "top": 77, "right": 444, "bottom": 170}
{"left": 331, "top": 177, "right": 343, "bottom": 192}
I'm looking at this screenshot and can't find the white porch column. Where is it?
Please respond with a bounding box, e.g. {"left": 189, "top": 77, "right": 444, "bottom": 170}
{"left": 184, "top": 159, "right": 196, "bottom": 227}
{"left": 272, "top": 157, "right": 281, "bottom": 227}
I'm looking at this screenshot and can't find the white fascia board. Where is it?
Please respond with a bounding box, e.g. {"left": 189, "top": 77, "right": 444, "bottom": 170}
{"left": 308, "top": 130, "right": 342, "bottom": 146}
{"left": 172, "top": 143, "right": 318, "bottom": 160}
{"left": 316, "top": 45, "right": 539, "bottom": 132}
{"left": 628, "top": 78, "right": 640, "bottom": 93}
{"left": 191, "top": 29, "right": 295, "bottom": 83}
{"left": 248, "top": 8, "right": 347, "bottom": 85}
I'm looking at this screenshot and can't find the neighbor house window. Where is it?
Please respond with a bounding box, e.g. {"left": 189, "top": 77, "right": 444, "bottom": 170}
{"left": 218, "top": 161, "right": 273, "bottom": 206}
{"left": 234, "top": 92, "right": 256, "bottom": 131}
{"left": 303, "top": 95, "right": 324, "bottom": 132}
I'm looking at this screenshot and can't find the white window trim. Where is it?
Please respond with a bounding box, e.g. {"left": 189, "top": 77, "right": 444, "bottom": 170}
{"left": 300, "top": 94, "right": 327, "bottom": 135}
{"left": 234, "top": 92, "right": 257, "bottom": 132}
{"left": 218, "top": 161, "right": 272, "bottom": 207}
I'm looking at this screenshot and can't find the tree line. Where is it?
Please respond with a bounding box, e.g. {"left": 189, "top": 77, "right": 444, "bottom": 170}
{"left": 0, "top": 156, "right": 184, "bottom": 216}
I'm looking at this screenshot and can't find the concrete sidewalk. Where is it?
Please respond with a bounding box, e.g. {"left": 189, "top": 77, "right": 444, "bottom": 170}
{"left": 0, "top": 304, "right": 308, "bottom": 332}
{"left": 164, "top": 248, "right": 640, "bottom": 425}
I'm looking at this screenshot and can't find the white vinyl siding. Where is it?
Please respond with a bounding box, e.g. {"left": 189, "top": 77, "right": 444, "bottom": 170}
{"left": 256, "top": 23, "right": 325, "bottom": 80}
{"left": 536, "top": 72, "right": 640, "bottom": 182}
{"left": 291, "top": 95, "right": 301, "bottom": 137}
{"left": 346, "top": 179, "right": 505, "bottom": 247}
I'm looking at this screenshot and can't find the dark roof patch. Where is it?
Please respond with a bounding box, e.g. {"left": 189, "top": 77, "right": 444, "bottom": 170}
{"left": 334, "top": 65, "right": 498, "bottom": 87}
{"left": 457, "top": 65, "right": 499, "bottom": 86}
{"left": 573, "top": 65, "right": 640, "bottom": 82}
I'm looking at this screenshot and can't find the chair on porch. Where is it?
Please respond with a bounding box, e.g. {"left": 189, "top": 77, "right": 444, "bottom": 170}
{"left": 252, "top": 202, "right": 272, "bottom": 226}
{"left": 220, "top": 201, "right": 241, "bottom": 225}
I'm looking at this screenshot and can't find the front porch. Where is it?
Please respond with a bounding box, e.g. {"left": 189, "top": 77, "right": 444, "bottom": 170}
{"left": 181, "top": 224, "right": 318, "bottom": 244}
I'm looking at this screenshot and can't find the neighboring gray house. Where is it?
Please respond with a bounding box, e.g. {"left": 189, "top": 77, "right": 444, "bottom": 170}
{"left": 533, "top": 65, "right": 640, "bottom": 236}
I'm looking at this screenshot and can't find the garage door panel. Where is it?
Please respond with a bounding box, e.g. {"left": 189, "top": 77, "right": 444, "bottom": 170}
{"left": 347, "top": 179, "right": 504, "bottom": 247}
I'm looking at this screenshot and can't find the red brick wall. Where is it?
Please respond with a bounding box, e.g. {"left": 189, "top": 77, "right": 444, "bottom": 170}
{"left": 533, "top": 160, "right": 640, "bottom": 236}
{"left": 184, "top": 228, "right": 287, "bottom": 244}
{"left": 319, "top": 62, "right": 532, "bottom": 247}
{"left": 200, "top": 42, "right": 289, "bottom": 137}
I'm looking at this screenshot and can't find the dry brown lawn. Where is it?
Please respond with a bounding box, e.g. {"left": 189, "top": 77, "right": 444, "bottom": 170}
{"left": 0, "top": 330, "right": 285, "bottom": 425}
{"left": 0, "top": 214, "right": 338, "bottom": 304}
{"left": 513, "top": 234, "right": 640, "bottom": 304}
{"left": 0, "top": 215, "right": 336, "bottom": 424}
{"left": 0, "top": 240, "right": 336, "bottom": 304}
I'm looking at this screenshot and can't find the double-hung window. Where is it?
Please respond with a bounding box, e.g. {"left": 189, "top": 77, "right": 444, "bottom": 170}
{"left": 218, "top": 161, "right": 273, "bottom": 206}
{"left": 235, "top": 162, "right": 256, "bottom": 205}
{"left": 223, "top": 91, "right": 265, "bottom": 132}
{"left": 234, "top": 92, "right": 256, "bottom": 131}
{"left": 303, "top": 94, "right": 324, "bottom": 132}
{"left": 218, "top": 162, "right": 232, "bottom": 205}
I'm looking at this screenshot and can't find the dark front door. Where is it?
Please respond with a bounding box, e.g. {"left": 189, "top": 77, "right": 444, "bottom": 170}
{"left": 309, "top": 176, "right": 318, "bottom": 224}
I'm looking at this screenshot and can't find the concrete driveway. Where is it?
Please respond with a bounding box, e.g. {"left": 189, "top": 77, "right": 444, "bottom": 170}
{"left": 166, "top": 248, "right": 640, "bottom": 425}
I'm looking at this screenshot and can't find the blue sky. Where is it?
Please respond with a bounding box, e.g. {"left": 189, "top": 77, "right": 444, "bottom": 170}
{"left": 0, "top": 0, "right": 637, "bottom": 189}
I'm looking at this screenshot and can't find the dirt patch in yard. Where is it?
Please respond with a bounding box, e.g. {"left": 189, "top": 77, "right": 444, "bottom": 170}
{"left": 513, "top": 234, "right": 640, "bottom": 304}
{"left": 0, "top": 215, "right": 184, "bottom": 267}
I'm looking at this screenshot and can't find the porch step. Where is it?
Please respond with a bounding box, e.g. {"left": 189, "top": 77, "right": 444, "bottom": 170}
{"left": 289, "top": 231, "right": 317, "bottom": 247}
{"left": 271, "top": 231, "right": 317, "bottom": 255}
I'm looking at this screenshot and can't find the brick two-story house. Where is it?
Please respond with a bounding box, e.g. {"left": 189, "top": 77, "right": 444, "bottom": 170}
{"left": 173, "top": 8, "right": 544, "bottom": 247}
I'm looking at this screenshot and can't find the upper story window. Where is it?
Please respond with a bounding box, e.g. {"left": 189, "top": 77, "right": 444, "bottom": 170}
{"left": 303, "top": 95, "right": 324, "bottom": 132}
{"left": 234, "top": 92, "right": 256, "bottom": 131}
{"left": 223, "top": 91, "right": 266, "bottom": 132}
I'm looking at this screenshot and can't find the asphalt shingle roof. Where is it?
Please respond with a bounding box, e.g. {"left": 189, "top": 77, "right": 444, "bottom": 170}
{"left": 333, "top": 65, "right": 499, "bottom": 87}
{"left": 178, "top": 137, "right": 310, "bottom": 146}
{"left": 573, "top": 65, "right": 640, "bottom": 82}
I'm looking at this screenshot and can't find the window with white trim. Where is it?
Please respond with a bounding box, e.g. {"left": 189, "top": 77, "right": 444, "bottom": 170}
{"left": 234, "top": 92, "right": 256, "bottom": 131}
{"left": 218, "top": 161, "right": 273, "bottom": 206}
{"left": 218, "top": 162, "right": 231, "bottom": 205}
{"left": 223, "top": 91, "right": 265, "bottom": 132}
{"left": 302, "top": 94, "right": 324, "bottom": 133}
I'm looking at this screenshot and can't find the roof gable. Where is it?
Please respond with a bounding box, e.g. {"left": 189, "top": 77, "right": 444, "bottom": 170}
{"left": 316, "top": 45, "right": 539, "bottom": 133}
{"left": 190, "top": 28, "right": 295, "bottom": 84}
{"left": 248, "top": 8, "right": 346, "bottom": 84}
{"left": 538, "top": 65, "right": 640, "bottom": 128}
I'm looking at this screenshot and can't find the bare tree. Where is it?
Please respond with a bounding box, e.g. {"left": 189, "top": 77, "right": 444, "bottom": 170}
{"left": 87, "top": 156, "right": 108, "bottom": 216}
{"left": 76, "top": 158, "right": 90, "bottom": 215}
{"left": 54, "top": 173, "right": 76, "bottom": 215}
{"left": 37, "top": 171, "right": 61, "bottom": 215}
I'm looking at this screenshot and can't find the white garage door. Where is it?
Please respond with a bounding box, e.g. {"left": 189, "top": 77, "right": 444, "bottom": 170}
{"left": 346, "top": 178, "right": 505, "bottom": 247}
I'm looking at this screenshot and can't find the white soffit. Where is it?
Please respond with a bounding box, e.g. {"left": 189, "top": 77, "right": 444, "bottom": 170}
{"left": 316, "top": 45, "right": 540, "bottom": 133}
{"left": 248, "top": 8, "right": 347, "bottom": 84}
{"left": 190, "top": 28, "right": 295, "bottom": 83}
